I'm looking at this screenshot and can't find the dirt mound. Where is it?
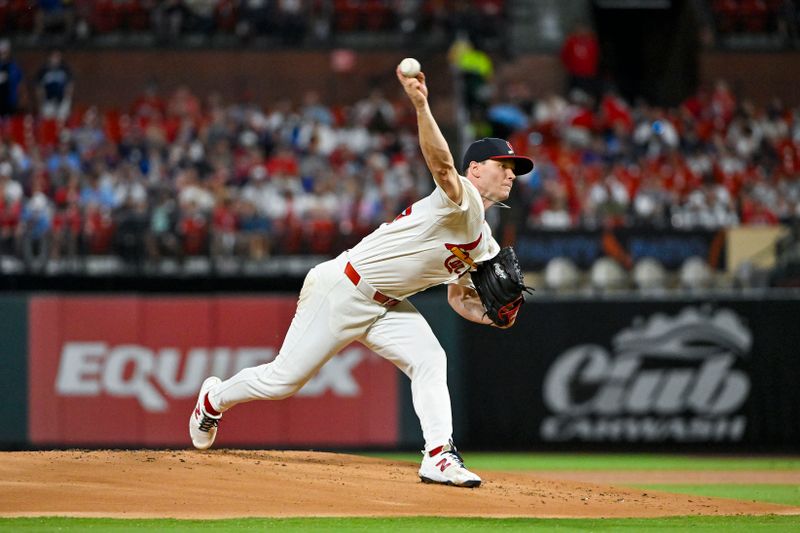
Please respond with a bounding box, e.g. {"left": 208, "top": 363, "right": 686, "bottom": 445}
{"left": 0, "top": 450, "right": 796, "bottom": 519}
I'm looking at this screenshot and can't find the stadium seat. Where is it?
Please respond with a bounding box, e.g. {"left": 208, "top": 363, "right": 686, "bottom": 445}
{"left": 741, "top": 0, "right": 768, "bottom": 33}
{"left": 544, "top": 257, "right": 581, "bottom": 292}
{"left": 7, "top": 114, "right": 33, "bottom": 147}
{"left": 679, "top": 257, "right": 714, "bottom": 290}
{"left": 334, "top": 0, "right": 361, "bottom": 32}
{"left": 363, "top": 0, "right": 393, "bottom": 31}
{"left": 590, "top": 257, "right": 629, "bottom": 291}
{"left": 8, "top": 0, "right": 35, "bottom": 31}
{"left": 712, "top": 0, "right": 740, "bottom": 34}
{"left": 37, "top": 118, "right": 61, "bottom": 148}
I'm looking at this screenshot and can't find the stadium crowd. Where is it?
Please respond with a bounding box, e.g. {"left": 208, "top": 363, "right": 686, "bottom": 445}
{"left": 1, "top": 46, "right": 799, "bottom": 270}
{"left": 0, "top": 1, "right": 508, "bottom": 48}
{"left": 491, "top": 79, "right": 800, "bottom": 232}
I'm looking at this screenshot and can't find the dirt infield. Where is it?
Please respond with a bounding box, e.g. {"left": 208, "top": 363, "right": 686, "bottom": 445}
{"left": 1, "top": 450, "right": 797, "bottom": 519}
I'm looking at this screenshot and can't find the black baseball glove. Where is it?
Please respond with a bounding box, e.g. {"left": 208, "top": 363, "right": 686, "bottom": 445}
{"left": 470, "top": 247, "right": 533, "bottom": 328}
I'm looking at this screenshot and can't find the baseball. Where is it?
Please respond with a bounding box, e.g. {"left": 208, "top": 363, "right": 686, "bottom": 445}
{"left": 399, "top": 57, "right": 421, "bottom": 78}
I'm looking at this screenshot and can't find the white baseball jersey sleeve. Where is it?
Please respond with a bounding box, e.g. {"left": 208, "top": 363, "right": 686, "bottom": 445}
{"left": 347, "top": 176, "right": 500, "bottom": 299}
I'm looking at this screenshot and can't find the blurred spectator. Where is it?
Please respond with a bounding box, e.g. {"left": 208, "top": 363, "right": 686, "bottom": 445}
{"left": 583, "top": 172, "right": 630, "bottom": 229}
{"left": 183, "top": 0, "right": 219, "bottom": 33}
{"left": 80, "top": 168, "right": 116, "bottom": 210}
{"left": 487, "top": 83, "right": 531, "bottom": 140}
{"left": 73, "top": 106, "right": 107, "bottom": 157}
{"left": 36, "top": 48, "right": 74, "bottom": 121}
{"left": 50, "top": 174, "right": 82, "bottom": 265}
{"left": 0, "top": 162, "right": 24, "bottom": 254}
{"left": 449, "top": 34, "right": 494, "bottom": 118}
{"left": 81, "top": 201, "right": 115, "bottom": 254}
{"left": 115, "top": 197, "right": 149, "bottom": 267}
{"left": 741, "top": 191, "right": 780, "bottom": 225}
{"left": 631, "top": 172, "right": 671, "bottom": 228}
{"left": 47, "top": 137, "right": 81, "bottom": 175}
{"left": 560, "top": 23, "right": 600, "bottom": 100}
{"left": 0, "top": 40, "right": 23, "bottom": 117}
{"left": 276, "top": 0, "right": 307, "bottom": 45}
{"left": 131, "top": 79, "right": 167, "bottom": 121}
{"left": 18, "top": 188, "right": 53, "bottom": 272}
{"left": 528, "top": 179, "right": 575, "bottom": 229}
{"left": 236, "top": 0, "right": 273, "bottom": 40}
{"left": 210, "top": 192, "right": 239, "bottom": 261}
{"left": 168, "top": 85, "right": 202, "bottom": 123}
{"left": 236, "top": 198, "right": 269, "bottom": 259}
{"left": 152, "top": 0, "right": 186, "bottom": 42}
{"left": 352, "top": 88, "right": 396, "bottom": 133}
{"left": 2, "top": 70, "right": 799, "bottom": 277}
{"left": 146, "top": 189, "right": 180, "bottom": 260}
{"left": 34, "top": 0, "right": 75, "bottom": 41}
{"left": 396, "top": 0, "right": 422, "bottom": 41}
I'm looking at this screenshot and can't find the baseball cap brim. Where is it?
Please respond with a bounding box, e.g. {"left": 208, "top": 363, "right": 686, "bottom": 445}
{"left": 488, "top": 155, "right": 535, "bottom": 176}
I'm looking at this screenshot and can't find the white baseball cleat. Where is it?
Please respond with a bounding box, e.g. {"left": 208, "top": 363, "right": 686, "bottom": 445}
{"left": 418, "top": 441, "right": 481, "bottom": 488}
{"left": 189, "top": 376, "right": 222, "bottom": 450}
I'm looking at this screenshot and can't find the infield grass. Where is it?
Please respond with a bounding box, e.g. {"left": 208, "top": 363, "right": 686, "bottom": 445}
{"left": 370, "top": 452, "right": 800, "bottom": 471}
{"left": 631, "top": 484, "right": 800, "bottom": 506}
{"left": 369, "top": 453, "right": 800, "bottom": 511}
{"left": 1, "top": 515, "right": 799, "bottom": 532}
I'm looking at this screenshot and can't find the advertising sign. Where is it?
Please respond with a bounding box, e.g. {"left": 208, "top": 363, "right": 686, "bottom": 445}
{"left": 540, "top": 306, "right": 750, "bottom": 443}
{"left": 463, "top": 298, "right": 800, "bottom": 450}
{"left": 28, "top": 296, "right": 398, "bottom": 447}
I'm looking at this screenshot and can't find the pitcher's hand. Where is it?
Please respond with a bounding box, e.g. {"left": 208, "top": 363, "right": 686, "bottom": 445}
{"left": 396, "top": 67, "right": 428, "bottom": 109}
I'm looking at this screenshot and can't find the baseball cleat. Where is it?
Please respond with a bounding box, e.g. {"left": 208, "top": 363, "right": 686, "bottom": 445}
{"left": 418, "top": 441, "right": 481, "bottom": 488}
{"left": 189, "top": 376, "right": 222, "bottom": 450}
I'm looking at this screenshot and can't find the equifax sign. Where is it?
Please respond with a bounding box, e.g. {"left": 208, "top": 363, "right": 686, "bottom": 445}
{"left": 29, "top": 296, "right": 399, "bottom": 447}
{"left": 56, "top": 342, "right": 368, "bottom": 412}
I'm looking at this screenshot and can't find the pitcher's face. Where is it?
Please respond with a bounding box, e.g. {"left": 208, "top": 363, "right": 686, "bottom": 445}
{"left": 478, "top": 159, "right": 516, "bottom": 201}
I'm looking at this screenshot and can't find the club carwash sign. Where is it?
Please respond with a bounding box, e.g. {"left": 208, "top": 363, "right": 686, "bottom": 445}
{"left": 540, "top": 306, "right": 752, "bottom": 442}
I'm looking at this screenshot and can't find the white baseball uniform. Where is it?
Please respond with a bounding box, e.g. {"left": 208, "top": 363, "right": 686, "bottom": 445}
{"left": 207, "top": 175, "right": 499, "bottom": 451}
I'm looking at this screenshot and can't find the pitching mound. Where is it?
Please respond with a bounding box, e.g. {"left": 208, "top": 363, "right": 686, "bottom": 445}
{"left": 1, "top": 450, "right": 797, "bottom": 519}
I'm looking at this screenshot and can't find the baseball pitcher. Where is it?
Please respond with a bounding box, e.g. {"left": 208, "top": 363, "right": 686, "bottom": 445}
{"left": 190, "top": 63, "right": 534, "bottom": 488}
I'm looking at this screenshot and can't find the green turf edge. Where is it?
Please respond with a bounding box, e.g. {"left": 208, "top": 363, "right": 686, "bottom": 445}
{"left": 365, "top": 453, "right": 800, "bottom": 471}
{"left": 2, "top": 515, "right": 800, "bottom": 533}
{"left": 632, "top": 484, "right": 800, "bottom": 507}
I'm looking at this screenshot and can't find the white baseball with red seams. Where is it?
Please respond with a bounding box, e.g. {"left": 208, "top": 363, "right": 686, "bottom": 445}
{"left": 204, "top": 176, "right": 499, "bottom": 452}
{"left": 399, "top": 57, "right": 421, "bottom": 77}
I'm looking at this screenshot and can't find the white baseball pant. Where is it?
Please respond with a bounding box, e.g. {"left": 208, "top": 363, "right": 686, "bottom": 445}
{"left": 207, "top": 252, "right": 453, "bottom": 450}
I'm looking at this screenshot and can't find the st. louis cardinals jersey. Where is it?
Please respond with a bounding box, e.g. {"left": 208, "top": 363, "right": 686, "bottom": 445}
{"left": 347, "top": 175, "right": 500, "bottom": 299}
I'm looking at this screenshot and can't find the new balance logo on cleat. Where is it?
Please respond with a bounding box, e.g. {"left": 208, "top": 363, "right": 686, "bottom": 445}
{"left": 418, "top": 441, "right": 481, "bottom": 488}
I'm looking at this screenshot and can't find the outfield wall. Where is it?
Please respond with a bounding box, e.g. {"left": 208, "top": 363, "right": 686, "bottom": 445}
{"left": 461, "top": 296, "right": 800, "bottom": 452}
{"left": 1, "top": 293, "right": 798, "bottom": 451}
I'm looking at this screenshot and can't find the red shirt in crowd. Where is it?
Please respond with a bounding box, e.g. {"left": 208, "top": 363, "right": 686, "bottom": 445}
{"left": 560, "top": 29, "right": 599, "bottom": 78}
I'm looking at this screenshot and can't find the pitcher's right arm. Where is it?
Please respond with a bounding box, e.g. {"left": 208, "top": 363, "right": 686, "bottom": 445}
{"left": 396, "top": 67, "right": 462, "bottom": 205}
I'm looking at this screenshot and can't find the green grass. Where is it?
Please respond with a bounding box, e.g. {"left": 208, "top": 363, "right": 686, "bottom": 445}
{"left": 369, "top": 453, "right": 800, "bottom": 471}
{"left": 370, "top": 453, "right": 800, "bottom": 509}
{"left": 1, "top": 515, "right": 799, "bottom": 533}
{"left": 635, "top": 484, "right": 800, "bottom": 507}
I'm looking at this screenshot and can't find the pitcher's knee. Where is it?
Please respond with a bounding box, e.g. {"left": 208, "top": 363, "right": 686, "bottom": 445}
{"left": 409, "top": 348, "right": 447, "bottom": 382}
{"left": 268, "top": 382, "right": 303, "bottom": 400}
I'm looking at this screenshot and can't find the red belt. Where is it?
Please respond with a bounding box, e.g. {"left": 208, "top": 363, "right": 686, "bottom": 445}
{"left": 344, "top": 262, "right": 400, "bottom": 307}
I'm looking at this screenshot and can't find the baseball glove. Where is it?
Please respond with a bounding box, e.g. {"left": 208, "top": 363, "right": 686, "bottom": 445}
{"left": 470, "top": 247, "right": 533, "bottom": 328}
